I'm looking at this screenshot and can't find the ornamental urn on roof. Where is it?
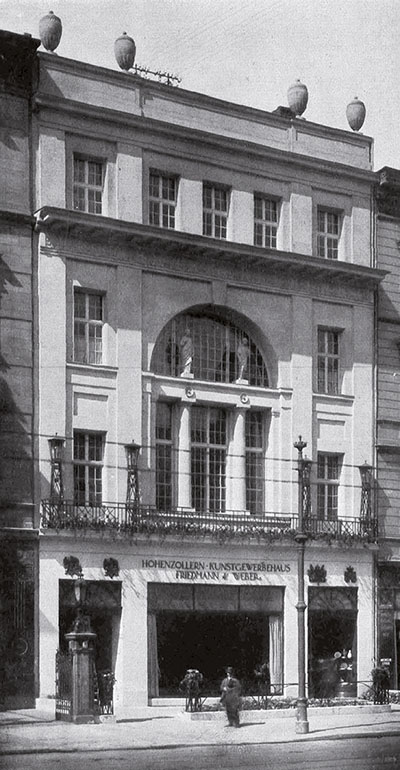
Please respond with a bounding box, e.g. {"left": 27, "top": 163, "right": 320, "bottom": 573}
{"left": 114, "top": 32, "right": 136, "bottom": 71}
{"left": 346, "top": 97, "right": 366, "bottom": 131}
{"left": 287, "top": 79, "right": 308, "bottom": 116}
{"left": 39, "top": 11, "right": 62, "bottom": 52}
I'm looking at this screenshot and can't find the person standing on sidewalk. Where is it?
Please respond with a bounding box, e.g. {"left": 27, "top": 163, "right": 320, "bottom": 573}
{"left": 220, "top": 667, "right": 242, "bottom": 727}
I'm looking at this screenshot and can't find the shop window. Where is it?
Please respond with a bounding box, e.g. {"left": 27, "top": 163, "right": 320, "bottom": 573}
{"left": 149, "top": 171, "right": 177, "bottom": 229}
{"left": 317, "top": 328, "right": 340, "bottom": 394}
{"left": 245, "top": 411, "right": 264, "bottom": 514}
{"left": 317, "top": 209, "right": 340, "bottom": 259}
{"left": 203, "top": 183, "right": 229, "bottom": 239}
{"left": 191, "top": 406, "right": 226, "bottom": 512}
{"left": 151, "top": 312, "right": 268, "bottom": 388}
{"left": 254, "top": 195, "right": 278, "bottom": 248}
{"left": 73, "top": 290, "right": 104, "bottom": 365}
{"left": 73, "top": 431, "right": 104, "bottom": 506}
{"left": 156, "top": 402, "right": 173, "bottom": 510}
{"left": 317, "top": 453, "right": 341, "bottom": 520}
{"left": 73, "top": 155, "right": 104, "bottom": 215}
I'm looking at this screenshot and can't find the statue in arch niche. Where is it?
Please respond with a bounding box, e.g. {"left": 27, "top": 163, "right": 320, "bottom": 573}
{"left": 179, "top": 327, "right": 194, "bottom": 377}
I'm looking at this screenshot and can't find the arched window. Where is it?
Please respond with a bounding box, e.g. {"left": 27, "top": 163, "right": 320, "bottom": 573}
{"left": 151, "top": 312, "right": 269, "bottom": 387}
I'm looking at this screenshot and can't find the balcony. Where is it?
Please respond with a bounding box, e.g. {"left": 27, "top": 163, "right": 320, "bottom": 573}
{"left": 40, "top": 501, "right": 378, "bottom": 545}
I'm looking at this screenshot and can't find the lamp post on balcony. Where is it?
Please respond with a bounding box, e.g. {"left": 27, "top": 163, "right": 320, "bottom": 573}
{"left": 294, "top": 436, "right": 312, "bottom": 735}
{"left": 359, "top": 461, "right": 373, "bottom": 519}
{"left": 125, "top": 440, "right": 141, "bottom": 509}
{"left": 48, "top": 434, "right": 65, "bottom": 502}
{"left": 359, "top": 460, "right": 374, "bottom": 537}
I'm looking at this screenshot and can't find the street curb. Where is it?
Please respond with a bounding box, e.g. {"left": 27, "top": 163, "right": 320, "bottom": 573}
{"left": 1, "top": 729, "right": 400, "bottom": 756}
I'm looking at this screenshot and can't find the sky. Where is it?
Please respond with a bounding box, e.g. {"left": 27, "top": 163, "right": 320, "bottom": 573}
{"left": 1, "top": 0, "right": 399, "bottom": 170}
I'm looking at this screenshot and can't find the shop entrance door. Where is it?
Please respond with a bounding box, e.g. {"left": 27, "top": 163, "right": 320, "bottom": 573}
{"left": 308, "top": 587, "right": 358, "bottom": 699}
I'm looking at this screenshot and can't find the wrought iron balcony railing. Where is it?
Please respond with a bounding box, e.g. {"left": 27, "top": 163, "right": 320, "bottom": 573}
{"left": 40, "top": 501, "right": 378, "bottom": 544}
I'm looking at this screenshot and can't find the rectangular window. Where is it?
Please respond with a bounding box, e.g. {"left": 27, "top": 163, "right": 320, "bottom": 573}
{"left": 156, "top": 402, "right": 173, "bottom": 510}
{"left": 74, "top": 291, "right": 104, "bottom": 365}
{"left": 191, "top": 406, "right": 226, "bottom": 512}
{"left": 317, "top": 329, "right": 339, "bottom": 394}
{"left": 149, "top": 171, "right": 177, "bottom": 229}
{"left": 245, "top": 411, "right": 264, "bottom": 514}
{"left": 317, "top": 209, "right": 340, "bottom": 259}
{"left": 254, "top": 196, "right": 278, "bottom": 248}
{"left": 73, "top": 431, "right": 104, "bottom": 506}
{"left": 317, "top": 454, "right": 340, "bottom": 520}
{"left": 73, "top": 156, "right": 104, "bottom": 215}
{"left": 203, "top": 183, "right": 228, "bottom": 239}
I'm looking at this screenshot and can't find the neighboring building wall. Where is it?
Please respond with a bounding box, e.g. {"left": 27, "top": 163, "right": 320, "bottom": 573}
{"left": 0, "top": 30, "right": 40, "bottom": 709}
{"left": 376, "top": 168, "right": 400, "bottom": 686}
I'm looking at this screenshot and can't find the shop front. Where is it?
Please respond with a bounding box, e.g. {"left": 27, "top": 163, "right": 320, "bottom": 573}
{"left": 38, "top": 540, "right": 376, "bottom": 716}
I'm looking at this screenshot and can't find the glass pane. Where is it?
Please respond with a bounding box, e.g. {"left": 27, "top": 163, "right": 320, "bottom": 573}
{"left": 209, "top": 408, "right": 226, "bottom": 446}
{"left": 209, "top": 448, "right": 226, "bottom": 512}
{"left": 149, "top": 200, "right": 160, "bottom": 226}
{"left": 88, "top": 294, "right": 102, "bottom": 321}
{"left": 74, "top": 465, "right": 86, "bottom": 505}
{"left": 74, "top": 432, "right": 86, "bottom": 460}
{"left": 156, "top": 402, "right": 172, "bottom": 441}
{"left": 156, "top": 445, "right": 172, "bottom": 509}
{"left": 73, "top": 186, "right": 85, "bottom": 211}
{"left": 149, "top": 173, "right": 159, "bottom": 198}
{"left": 191, "top": 406, "right": 207, "bottom": 444}
{"left": 203, "top": 185, "right": 212, "bottom": 208}
{"left": 74, "top": 293, "right": 86, "bottom": 319}
{"left": 73, "top": 158, "right": 85, "bottom": 184}
{"left": 88, "top": 161, "right": 103, "bottom": 187}
{"left": 191, "top": 447, "right": 206, "bottom": 511}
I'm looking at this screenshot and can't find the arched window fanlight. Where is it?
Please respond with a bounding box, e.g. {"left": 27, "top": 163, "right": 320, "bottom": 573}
{"left": 151, "top": 312, "right": 269, "bottom": 388}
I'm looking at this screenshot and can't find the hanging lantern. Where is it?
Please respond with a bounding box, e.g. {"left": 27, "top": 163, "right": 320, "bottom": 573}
{"left": 114, "top": 32, "right": 136, "bottom": 71}
{"left": 125, "top": 440, "right": 141, "bottom": 469}
{"left": 359, "top": 460, "right": 373, "bottom": 487}
{"left": 346, "top": 97, "right": 366, "bottom": 132}
{"left": 48, "top": 434, "right": 65, "bottom": 462}
{"left": 287, "top": 79, "right": 308, "bottom": 116}
{"left": 39, "top": 11, "right": 62, "bottom": 52}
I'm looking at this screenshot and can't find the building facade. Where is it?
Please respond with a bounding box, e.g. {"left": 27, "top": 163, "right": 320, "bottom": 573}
{"left": 1, "top": 28, "right": 383, "bottom": 716}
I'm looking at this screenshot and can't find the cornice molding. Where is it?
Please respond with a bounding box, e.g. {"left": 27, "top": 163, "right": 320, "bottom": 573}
{"left": 35, "top": 206, "right": 386, "bottom": 288}
{"left": 33, "top": 93, "right": 375, "bottom": 184}
{"left": 38, "top": 53, "right": 373, "bottom": 147}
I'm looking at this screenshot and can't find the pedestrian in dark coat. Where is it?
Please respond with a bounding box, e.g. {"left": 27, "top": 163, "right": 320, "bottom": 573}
{"left": 220, "top": 667, "right": 242, "bottom": 727}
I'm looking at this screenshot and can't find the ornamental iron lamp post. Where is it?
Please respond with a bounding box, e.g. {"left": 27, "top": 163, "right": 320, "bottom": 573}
{"left": 125, "top": 441, "right": 141, "bottom": 508}
{"left": 48, "top": 434, "right": 65, "bottom": 502}
{"left": 359, "top": 461, "right": 373, "bottom": 520}
{"left": 294, "top": 436, "right": 311, "bottom": 734}
{"left": 65, "top": 572, "right": 97, "bottom": 724}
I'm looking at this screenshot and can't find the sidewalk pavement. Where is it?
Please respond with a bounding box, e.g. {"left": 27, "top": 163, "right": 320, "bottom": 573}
{"left": 1, "top": 704, "right": 400, "bottom": 755}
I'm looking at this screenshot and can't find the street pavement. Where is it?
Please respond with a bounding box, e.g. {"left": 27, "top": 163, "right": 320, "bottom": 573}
{"left": 1, "top": 703, "right": 400, "bottom": 756}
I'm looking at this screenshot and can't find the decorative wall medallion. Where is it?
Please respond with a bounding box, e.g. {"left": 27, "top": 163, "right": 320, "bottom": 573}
{"left": 185, "top": 386, "right": 196, "bottom": 399}
{"left": 240, "top": 393, "right": 250, "bottom": 404}
{"left": 344, "top": 566, "right": 357, "bottom": 583}
{"left": 307, "top": 564, "right": 327, "bottom": 584}
{"left": 103, "top": 557, "right": 120, "bottom": 579}
{"left": 63, "top": 555, "right": 82, "bottom": 578}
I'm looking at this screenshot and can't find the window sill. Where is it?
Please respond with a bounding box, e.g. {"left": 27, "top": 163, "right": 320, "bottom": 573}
{"left": 313, "top": 391, "right": 354, "bottom": 403}
{"left": 67, "top": 362, "right": 118, "bottom": 376}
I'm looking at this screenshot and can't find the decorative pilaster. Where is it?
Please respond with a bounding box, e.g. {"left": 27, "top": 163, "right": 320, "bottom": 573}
{"left": 228, "top": 407, "right": 247, "bottom": 512}
{"left": 177, "top": 404, "right": 192, "bottom": 509}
